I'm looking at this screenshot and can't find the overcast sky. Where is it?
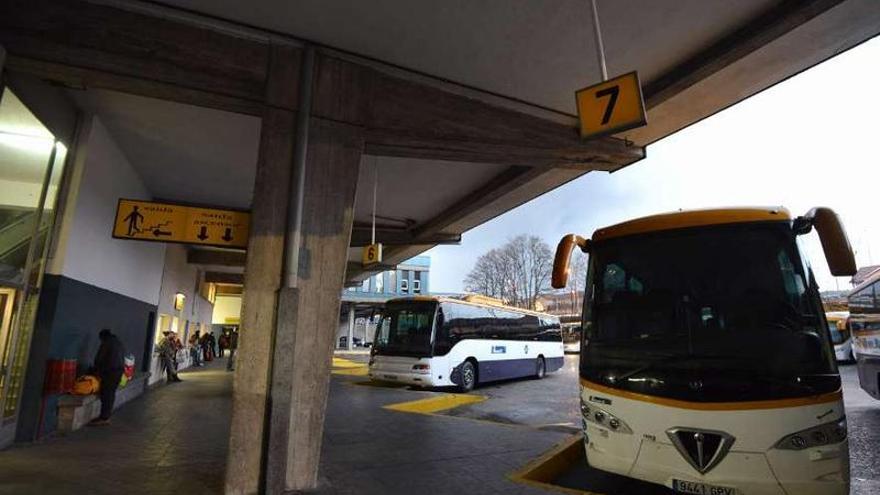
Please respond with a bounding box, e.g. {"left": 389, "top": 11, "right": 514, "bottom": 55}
{"left": 426, "top": 36, "right": 880, "bottom": 294}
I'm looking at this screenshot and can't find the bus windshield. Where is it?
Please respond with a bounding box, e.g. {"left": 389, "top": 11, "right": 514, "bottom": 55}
{"left": 581, "top": 222, "right": 839, "bottom": 402}
{"left": 374, "top": 301, "right": 437, "bottom": 357}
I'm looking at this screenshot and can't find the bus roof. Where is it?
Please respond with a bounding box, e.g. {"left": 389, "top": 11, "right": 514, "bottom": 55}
{"left": 592, "top": 207, "right": 792, "bottom": 242}
{"left": 850, "top": 268, "right": 880, "bottom": 297}
{"left": 386, "top": 295, "right": 558, "bottom": 319}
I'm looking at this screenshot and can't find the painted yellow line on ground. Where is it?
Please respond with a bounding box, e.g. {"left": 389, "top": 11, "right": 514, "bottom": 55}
{"left": 508, "top": 433, "right": 603, "bottom": 495}
{"left": 332, "top": 357, "right": 366, "bottom": 368}
{"left": 383, "top": 394, "right": 486, "bottom": 414}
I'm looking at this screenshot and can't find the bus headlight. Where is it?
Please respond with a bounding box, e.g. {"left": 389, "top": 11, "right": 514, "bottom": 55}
{"left": 580, "top": 398, "right": 632, "bottom": 434}
{"left": 774, "top": 417, "right": 847, "bottom": 450}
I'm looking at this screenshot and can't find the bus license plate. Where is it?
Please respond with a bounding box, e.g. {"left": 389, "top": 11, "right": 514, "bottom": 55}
{"left": 673, "top": 479, "right": 737, "bottom": 495}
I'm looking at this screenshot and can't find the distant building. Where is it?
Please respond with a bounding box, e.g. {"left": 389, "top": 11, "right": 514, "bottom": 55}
{"left": 336, "top": 256, "right": 431, "bottom": 349}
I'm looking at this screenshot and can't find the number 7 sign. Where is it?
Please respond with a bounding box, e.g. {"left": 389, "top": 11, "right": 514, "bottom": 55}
{"left": 575, "top": 71, "right": 647, "bottom": 139}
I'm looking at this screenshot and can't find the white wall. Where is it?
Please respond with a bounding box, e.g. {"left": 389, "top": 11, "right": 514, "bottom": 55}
{"left": 212, "top": 295, "right": 241, "bottom": 324}
{"left": 48, "top": 116, "right": 165, "bottom": 305}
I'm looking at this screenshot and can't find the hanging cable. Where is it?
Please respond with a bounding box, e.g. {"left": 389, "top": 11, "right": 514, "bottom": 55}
{"left": 371, "top": 155, "right": 378, "bottom": 245}
{"left": 589, "top": 0, "right": 608, "bottom": 81}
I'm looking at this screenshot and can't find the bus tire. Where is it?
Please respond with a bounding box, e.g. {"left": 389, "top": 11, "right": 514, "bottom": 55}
{"left": 459, "top": 360, "right": 477, "bottom": 392}
{"left": 535, "top": 356, "right": 546, "bottom": 379}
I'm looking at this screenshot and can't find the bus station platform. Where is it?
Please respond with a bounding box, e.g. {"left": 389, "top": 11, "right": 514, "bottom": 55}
{"left": 1, "top": 354, "right": 879, "bottom": 494}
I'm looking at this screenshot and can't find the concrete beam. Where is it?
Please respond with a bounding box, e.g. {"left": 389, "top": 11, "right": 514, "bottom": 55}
{"left": 205, "top": 272, "right": 244, "bottom": 285}
{"left": 187, "top": 248, "right": 247, "bottom": 267}
{"left": 349, "top": 225, "right": 460, "bottom": 247}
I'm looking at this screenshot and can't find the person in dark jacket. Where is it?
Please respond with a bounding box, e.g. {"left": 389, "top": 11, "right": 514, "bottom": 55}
{"left": 90, "top": 329, "right": 125, "bottom": 425}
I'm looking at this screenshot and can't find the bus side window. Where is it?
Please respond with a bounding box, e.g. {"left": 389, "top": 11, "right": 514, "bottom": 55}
{"left": 434, "top": 308, "right": 453, "bottom": 355}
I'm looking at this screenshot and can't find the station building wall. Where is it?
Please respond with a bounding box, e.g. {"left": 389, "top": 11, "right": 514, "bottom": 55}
{"left": 148, "top": 244, "right": 215, "bottom": 385}
{"left": 18, "top": 116, "right": 165, "bottom": 441}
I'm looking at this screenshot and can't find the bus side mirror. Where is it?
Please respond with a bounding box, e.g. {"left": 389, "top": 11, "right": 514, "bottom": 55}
{"left": 552, "top": 234, "right": 590, "bottom": 289}
{"left": 796, "top": 207, "right": 857, "bottom": 277}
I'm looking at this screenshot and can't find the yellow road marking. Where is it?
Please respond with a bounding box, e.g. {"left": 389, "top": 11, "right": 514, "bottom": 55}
{"left": 508, "top": 433, "right": 603, "bottom": 495}
{"left": 383, "top": 394, "right": 486, "bottom": 414}
{"left": 332, "top": 357, "right": 366, "bottom": 368}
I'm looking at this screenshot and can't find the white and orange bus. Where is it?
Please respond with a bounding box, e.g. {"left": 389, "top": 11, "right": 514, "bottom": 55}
{"left": 552, "top": 207, "right": 855, "bottom": 495}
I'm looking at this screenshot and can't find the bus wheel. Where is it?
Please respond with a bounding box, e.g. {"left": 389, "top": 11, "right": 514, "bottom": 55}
{"left": 535, "top": 357, "right": 546, "bottom": 379}
{"left": 459, "top": 361, "right": 476, "bottom": 392}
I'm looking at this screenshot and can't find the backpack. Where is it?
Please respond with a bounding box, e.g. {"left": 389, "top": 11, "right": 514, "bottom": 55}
{"left": 72, "top": 375, "right": 101, "bottom": 395}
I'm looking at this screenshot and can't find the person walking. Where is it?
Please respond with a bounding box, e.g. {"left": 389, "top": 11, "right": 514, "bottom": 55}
{"left": 157, "top": 331, "right": 182, "bottom": 383}
{"left": 89, "top": 329, "right": 125, "bottom": 426}
{"left": 226, "top": 329, "right": 239, "bottom": 372}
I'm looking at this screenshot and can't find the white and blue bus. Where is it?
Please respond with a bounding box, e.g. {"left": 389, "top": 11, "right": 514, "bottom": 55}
{"left": 369, "top": 295, "right": 564, "bottom": 391}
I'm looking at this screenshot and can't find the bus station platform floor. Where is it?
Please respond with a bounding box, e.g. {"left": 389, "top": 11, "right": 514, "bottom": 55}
{"left": 3, "top": 355, "right": 878, "bottom": 494}
{"left": 0, "top": 355, "right": 570, "bottom": 494}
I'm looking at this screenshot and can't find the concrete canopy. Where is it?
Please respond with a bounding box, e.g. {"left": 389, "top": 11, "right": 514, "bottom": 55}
{"left": 5, "top": 0, "right": 878, "bottom": 284}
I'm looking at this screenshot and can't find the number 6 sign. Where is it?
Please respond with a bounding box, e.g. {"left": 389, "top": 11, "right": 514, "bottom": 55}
{"left": 362, "top": 242, "right": 383, "bottom": 267}
{"left": 575, "top": 71, "right": 646, "bottom": 140}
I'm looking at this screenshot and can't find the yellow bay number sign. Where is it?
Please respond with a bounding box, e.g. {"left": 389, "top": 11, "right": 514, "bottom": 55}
{"left": 112, "top": 199, "right": 250, "bottom": 248}
{"left": 362, "top": 243, "right": 383, "bottom": 267}
{"left": 575, "top": 71, "right": 647, "bottom": 140}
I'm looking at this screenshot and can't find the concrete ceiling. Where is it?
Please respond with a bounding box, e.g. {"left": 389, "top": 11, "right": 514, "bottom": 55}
{"left": 69, "top": 89, "right": 262, "bottom": 210}
{"left": 156, "top": 0, "right": 773, "bottom": 115}
{"left": 66, "top": 88, "right": 514, "bottom": 232}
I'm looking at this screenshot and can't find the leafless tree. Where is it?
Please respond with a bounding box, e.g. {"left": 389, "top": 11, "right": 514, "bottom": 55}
{"left": 464, "top": 235, "right": 553, "bottom": 309}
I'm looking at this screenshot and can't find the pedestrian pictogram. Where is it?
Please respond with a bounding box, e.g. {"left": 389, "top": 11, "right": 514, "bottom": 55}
{"left": 575, "top": 71, "right": 647, "bottom": 140}
{"left": 112, "top": 199, "right": 250, "bottom": 248}
{"left": 362, "top": 243, "right": 383, "bottom": 267}
{"left": 123, "top": 205, "right": 144, "bottom": 236}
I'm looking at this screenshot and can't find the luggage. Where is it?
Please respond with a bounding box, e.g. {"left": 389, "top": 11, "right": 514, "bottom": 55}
{"left": 72, "top": 375, "right": 101, "bottom": 395}
{"left": 121, "top": 354, "right": 135, "bottom": 388}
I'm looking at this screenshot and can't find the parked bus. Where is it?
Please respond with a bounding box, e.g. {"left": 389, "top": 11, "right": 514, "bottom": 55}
{"left": 552, "top": 207, "right": 855, "bottom": 495}
{"left": 825, "top": 311, "right": 854, "bottom": 362}
{"left": 369, "top": 295, "right": 564, "bottom": 391}
{"left": 848, "top": 269, "right": 880, "bottom": 399}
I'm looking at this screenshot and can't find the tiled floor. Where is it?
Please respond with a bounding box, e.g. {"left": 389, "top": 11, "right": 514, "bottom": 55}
{"left": 0, "top": 362, "right": 232, "bottom": 495}
{"left": 0, "top": 356, "right": 567, "bottom": 494}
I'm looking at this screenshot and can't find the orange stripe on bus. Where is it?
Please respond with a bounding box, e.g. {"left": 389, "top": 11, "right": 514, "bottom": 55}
{"left": 579, "top": 378, "right": 841, "bottom": 411}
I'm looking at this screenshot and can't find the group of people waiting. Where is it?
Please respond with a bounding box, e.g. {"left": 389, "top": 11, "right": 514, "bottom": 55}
{"left": 156, "top": 328, "right": 239, "bottom": 383}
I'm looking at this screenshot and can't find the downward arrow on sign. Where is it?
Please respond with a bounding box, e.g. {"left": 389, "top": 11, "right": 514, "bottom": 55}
{"left": 197, "top": 226, "right": 209, "bottom": 241}
{"left": 222, "top": 228, "right": 233, "bottom": 242}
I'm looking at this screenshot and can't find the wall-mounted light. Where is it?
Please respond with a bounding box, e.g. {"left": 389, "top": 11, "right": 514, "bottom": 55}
{"left": 174, "top": 292, "right": 186, "bottom": 311}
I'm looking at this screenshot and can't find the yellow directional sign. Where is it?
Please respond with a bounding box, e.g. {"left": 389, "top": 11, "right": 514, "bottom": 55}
{"left": 362, "top": 243, "right": 383, "bottom": 267}
{"left": 575, "top": 71, "right": 647, "bottom": 139}
{"left": 112, "top": 199, "right": 250, "bottom": 248}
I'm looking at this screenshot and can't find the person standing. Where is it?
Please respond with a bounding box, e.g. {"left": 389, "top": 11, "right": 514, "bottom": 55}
{"left": 157, "top": 331, "right": 182, "bottom": 383}
{"left": 189, "top": 330, "right": 202, "bottom": 367}
{"left": 226, "top": 329, "right": 239, "bottom": 372}
{"left": 207, "top": 332, "right": 218, "bottom": 359}
{"left": 90, "top": 329, "right": 125, "bottom": 426}
{"left": 218, "top": 332, "right": 228, "bottom": 358}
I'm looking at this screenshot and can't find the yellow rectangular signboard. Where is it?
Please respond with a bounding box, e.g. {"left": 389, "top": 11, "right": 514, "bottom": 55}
{"left": 112, "top": 199, "right": 250, "bottom": 248}
{"left": 362, "top": 243, "right": 383, "bottom": 267}
{"left": 575, "top": 71, "right": 647, "bottom": 139}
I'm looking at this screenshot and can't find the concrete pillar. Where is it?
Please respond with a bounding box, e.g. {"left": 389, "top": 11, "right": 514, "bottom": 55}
{"left": 346, "top": 305, "right": 355, "bottom": 351}
{"left": 225, "top": 45, "right": 299, "bottom": 495}
{"left": 265, "top": 54, "right": 365, "bottom": 493}
{"left": 266, "top": 117, "right": 362, "bottom": 493}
